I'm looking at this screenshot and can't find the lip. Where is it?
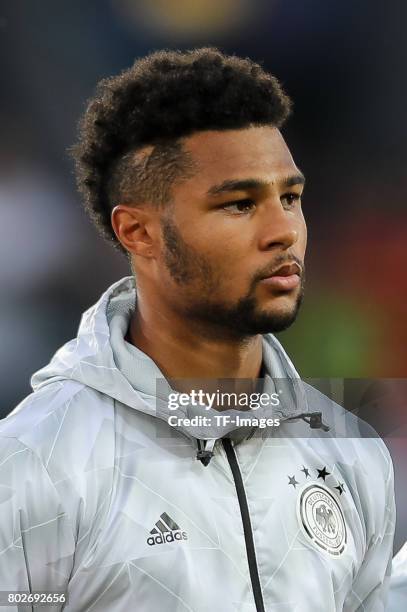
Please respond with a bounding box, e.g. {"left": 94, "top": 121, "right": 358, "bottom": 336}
{"left": 260, "top": 274, "right": 300, "bottom": 290}
{"left": 260, "top": 262, "right": 302, "bottom": 291}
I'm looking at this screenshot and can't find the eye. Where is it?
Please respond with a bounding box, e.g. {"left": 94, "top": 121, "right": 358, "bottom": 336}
{"left": 222, "top": 198, "right": 256, "bottom": 214}
{"left": 281, "top": 192, "right": 302, "bottom": 208}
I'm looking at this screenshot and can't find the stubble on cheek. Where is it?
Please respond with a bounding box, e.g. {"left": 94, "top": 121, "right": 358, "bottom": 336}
{"left": 160, "top": 216, "right": 221, "bottom": 294}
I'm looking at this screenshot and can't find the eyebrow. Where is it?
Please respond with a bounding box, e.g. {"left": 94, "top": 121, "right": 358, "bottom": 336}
{"left": 206, "top": 173, "right": 306, "bottom": 197}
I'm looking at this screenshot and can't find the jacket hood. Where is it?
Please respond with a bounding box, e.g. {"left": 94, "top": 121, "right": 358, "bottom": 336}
{"left": 31, "top": 277, "right": 314, "bottom": 442}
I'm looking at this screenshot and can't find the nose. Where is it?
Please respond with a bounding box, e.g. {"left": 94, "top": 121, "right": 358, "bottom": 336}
{"left": 258, "top": 202, "right": 300, "bottom": 251}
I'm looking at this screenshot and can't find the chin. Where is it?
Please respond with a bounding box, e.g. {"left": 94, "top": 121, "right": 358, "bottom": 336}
{"left": 260, "top": 315, "right": 298, "bottom": 334}
{"left": 263, "top": 295, "right": 299, "bottom": 316}
{"left": 254, "top": 299, "right": 302, "bottom": 334}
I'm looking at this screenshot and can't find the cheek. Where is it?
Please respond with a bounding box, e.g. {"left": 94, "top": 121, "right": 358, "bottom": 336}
{"left": 183, "top": 240, "right": 245, "bottom": 294}
{"left": 301, "top": 225, "right": 307, "bottom": 252}
{"left": 207, "top": 242, "right": 245, "bottom": 272}
{"left": 190, "top": 232, "right": 232, "bottom": 267}
{"left": 180, "top": 224, "right": 253, "bottom": 292}
{"left": 296, "top": 214, "right": 307, "bottom": 254}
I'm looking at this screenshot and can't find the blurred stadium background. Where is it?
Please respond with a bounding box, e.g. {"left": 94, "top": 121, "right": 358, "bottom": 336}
{"left": 0, "top": 0, "right": 406, "bottom": 551}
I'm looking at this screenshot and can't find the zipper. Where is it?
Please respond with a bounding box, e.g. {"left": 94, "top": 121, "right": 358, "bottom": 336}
{"left": 222, "top": 438, "right": 265, "bottom": 612}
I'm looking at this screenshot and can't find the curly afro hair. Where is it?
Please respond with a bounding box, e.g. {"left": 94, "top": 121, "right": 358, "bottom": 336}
{"left": 72, "top": 47, "right": 292, "bottom": 251}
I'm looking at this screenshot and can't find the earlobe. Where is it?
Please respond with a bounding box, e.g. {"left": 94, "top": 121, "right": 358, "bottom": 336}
{"left": 111, "top": 204, "right": 155, "bottom": 258}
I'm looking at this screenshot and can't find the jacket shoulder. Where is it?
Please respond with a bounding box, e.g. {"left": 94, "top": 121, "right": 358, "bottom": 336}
{"left": 0, "top": 381, "right": 115, "bottom": 470}
{"left": 0, "top": 382, "right": 116, "bottom": 547}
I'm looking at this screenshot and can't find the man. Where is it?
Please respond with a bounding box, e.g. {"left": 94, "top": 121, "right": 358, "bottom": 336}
{"left": 0, "top": 48, "right": 395, "bottom": 611}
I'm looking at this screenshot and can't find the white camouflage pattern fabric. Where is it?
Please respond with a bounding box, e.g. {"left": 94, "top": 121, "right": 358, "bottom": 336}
{"left": 0, "top": 277, "right": 398, "bottom": 611}
{"left": 387, "top": 542, "right": 407, "bottom": 611}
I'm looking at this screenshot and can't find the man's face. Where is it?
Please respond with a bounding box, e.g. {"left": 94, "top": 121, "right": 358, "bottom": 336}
{"left": 154, "top": 126, "right": 307, "bottom": 340}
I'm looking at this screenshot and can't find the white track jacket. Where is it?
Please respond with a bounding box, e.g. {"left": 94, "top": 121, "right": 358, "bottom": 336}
{"left": 0, "top": 277, "right": 396, "bottom": 611}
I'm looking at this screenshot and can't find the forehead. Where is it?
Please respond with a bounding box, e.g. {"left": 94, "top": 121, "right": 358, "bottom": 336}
{"left": 180, "top": 126, "right": 299, "bottom": 189}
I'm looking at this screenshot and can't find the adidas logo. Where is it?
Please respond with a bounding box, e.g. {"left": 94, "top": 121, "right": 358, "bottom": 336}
{"left": 147, "top": 512, "right": 188, "bottom": 546}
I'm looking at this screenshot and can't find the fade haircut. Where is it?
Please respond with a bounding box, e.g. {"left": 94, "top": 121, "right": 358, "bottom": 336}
{"left": 72, "top": 47, "right": 292, "bottom": 251}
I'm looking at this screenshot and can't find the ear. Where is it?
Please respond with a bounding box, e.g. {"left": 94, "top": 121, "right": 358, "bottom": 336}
{"left": 111, "top": 204, "right": 157, "bottom": 258}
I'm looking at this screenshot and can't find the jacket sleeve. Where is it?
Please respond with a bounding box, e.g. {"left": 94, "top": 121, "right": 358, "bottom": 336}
{"left": 0, "top": 436, "right": 75, "bottom": 609}
{"left": 387, "top": 542, "right": 407, "bottom": 611}
{"left": 346, "top": 449, "right": 396, "bottom": 611}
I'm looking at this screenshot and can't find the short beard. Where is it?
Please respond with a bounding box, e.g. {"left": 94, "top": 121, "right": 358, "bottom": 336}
{"left": 161, "top": 216, "right": 305, "bottom": 341}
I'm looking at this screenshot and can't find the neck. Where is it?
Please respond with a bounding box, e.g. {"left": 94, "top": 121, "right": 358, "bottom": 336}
{"left": 127, "top": 292, "right": 263, "bottom": 396}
